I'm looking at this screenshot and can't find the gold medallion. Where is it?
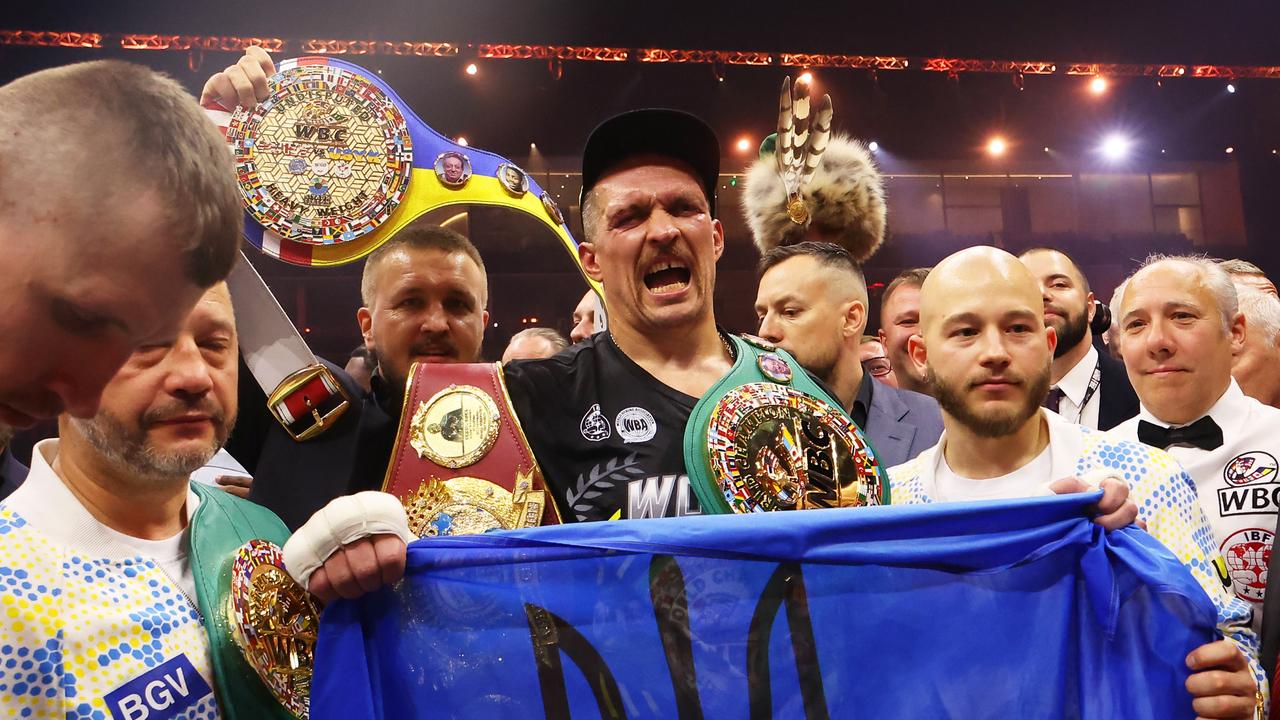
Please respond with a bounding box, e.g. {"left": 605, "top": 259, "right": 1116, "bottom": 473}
{"left": 227, "top": 539, "right": 319, "bottom": 718}
{"left": 402, "top": 470, "right": 546, "bottom": 537}
{"left": 409, "top": 384, "right": 501, "bottom": 468}
{"left": 786, "top": 196, "right": 810, "bottom": 225}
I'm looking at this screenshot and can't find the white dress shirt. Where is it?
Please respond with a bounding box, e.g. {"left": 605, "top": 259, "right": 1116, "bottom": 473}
{"left": 1111, "top": 379, "right": 1280, "bottom": 630}
{"left": 1052, "top": 345, "right": 1101, "bottom": 429}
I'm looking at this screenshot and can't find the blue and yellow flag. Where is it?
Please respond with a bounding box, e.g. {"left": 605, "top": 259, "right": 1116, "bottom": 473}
{"left": 311, "top": 493, "right": 1213, "bottom": 719}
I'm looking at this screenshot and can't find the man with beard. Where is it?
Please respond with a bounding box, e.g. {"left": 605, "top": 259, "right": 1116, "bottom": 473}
{"left": 878, "top": 268, "right": 933, "bottom": 396}
{"left": 0, "top": 425, "right": 26, "bottom": 501}
{"left": 889, "top": 247, "right": 1265, "bottom": 718}
{"left": 1019, "top": 248, "right": 1138, "bottom": 430}
{"left": 754, "top": 241, "right": 942, "bottom": 467}
{"left": 228, "top": 221, "right": 489, "bottom": 530}
{"left": 0, "top": 284, "right": 305, "bottom": 717}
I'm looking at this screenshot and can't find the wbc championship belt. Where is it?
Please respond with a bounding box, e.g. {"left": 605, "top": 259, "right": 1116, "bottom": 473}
{"left": 685, "top": 334, "right": 889, "bottom": 514}
{"left": 204, "top": 56, "right": 601, "bottom": 439}
{"left": 382, "top": 362, "right": 560, "bottom": 536}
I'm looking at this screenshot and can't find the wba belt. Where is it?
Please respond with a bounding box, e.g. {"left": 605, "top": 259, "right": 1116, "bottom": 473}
{"left": 685, "top": 334, "right": 890, "bottom": 514}
{"left": 382, "top": 362, "right": 560, "bottom": 536}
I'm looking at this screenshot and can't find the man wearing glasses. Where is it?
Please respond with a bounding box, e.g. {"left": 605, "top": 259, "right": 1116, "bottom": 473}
{"left": 859, "top": 336, "right": 899, "bottom": 388}
{"left": 754, "top": 242, "right": 943, "bottom": 467}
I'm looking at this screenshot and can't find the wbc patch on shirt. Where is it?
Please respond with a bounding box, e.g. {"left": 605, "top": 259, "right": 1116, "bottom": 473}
{"left": 1215, "top": 450, "right": 1279, "bottom": 603}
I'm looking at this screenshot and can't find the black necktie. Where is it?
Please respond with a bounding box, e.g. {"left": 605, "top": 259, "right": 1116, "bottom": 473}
{"left": 1044, "top": 387, "right": 1065, "bottom": 413}
{"left": 1137, "top": 416, "right": 1224, "bottom": 451}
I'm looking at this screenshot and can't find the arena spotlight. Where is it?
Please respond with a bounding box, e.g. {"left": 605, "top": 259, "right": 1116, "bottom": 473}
{"left": 798, "top": 71, "right": 814, "bottom": 85}
{"left": 735, "top": 136, "right": 752, "bottom": 153}
{"left": 1089, "top": 76, "right": 1108, "bottom": 95}
{"left": 1226, "top": 146, "right": 1235, "bottom": 154}
{"left": 1227, "top": 83, "right": 1237, "bottom": 94}
{"left": 1099, "top": 133, "right": 1131, "bottom": 161}
{"left": 986, "top": 136, "right": 1007, "bottom": 157}
{"left": 456, "top": 136, "right": 468, "bottom": 146}
{"left": 868, "top": 140, "right": 880, "bottom": 153}
{"left": 465, "top": 62, "right": 478, "bottom": 76}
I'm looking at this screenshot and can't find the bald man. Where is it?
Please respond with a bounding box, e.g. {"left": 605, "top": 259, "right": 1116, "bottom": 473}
{"left": 0, "top": 61, "right": 240, "bottom": 429}
{"left": 890, "top": 247, "right": 1264, "bottom": 718}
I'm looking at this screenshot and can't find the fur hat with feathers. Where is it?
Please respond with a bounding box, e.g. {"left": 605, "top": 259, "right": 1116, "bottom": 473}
{"left": 742, "top": 134, "right": 886, "bottom": 263}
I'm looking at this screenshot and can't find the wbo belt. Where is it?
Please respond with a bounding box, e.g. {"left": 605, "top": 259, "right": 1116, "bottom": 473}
{"left": 685, "top": 334, "right": 890, "bottom": 514}
{"left": 203, "top": 56, "right": 601, "bottom": 440}
{"left": 382, "top": 362, "right": 560, "bottom": 536}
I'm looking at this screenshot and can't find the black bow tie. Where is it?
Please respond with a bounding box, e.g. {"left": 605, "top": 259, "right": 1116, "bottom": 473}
{"left": 1137, "top": 416, "right": 1224, "bottom": 451}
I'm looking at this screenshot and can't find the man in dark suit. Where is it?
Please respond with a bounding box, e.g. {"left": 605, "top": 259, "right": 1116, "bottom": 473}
{"left": 1020, "top": 248, "right": 1138, "bottom": 430}
{"left": 754, "top": 242, "right": 944, "bottom": 468}
{"left": 0, "top": 425, "right": 27, "bottom": 501}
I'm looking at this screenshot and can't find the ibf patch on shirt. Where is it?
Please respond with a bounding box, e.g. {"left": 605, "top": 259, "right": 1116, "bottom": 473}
{"left": 1217, "top": 451, "right": 1280, "bottom": 516}
{"left": 105, "top": 654, "right": 213, "bottom": 720}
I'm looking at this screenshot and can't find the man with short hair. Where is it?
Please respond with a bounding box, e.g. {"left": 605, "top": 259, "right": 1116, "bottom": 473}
{"left": 755, "top": 242, "right": 942, "bottom": 467}
{"left": 1111, "top": 256, "right": 1280, "bottom": 645}
{"left": 1019, "top": 247, "right": 1138, "bottom": 430}
{"left": 502, "top": 327, "right": 568, "bottom": 363}
{"left": 878, "top": 267, "right": 932, "bottom": 395}
{"left": 1220, "top": 258, "right": 1278, "bottom": 298}
{"left": 892, "top": 247, "right": 1264, "bottom": 719}
{"left": 0, "top": 60, "right": 241, "bottom": 429}
{"left": 1231, "top": 285, "right": 1280, "bottom": 409}
{"left": 859, "top": 335, "right": 898, "bottom": 388}
{"left": 0, "top": 284, "right": 306, "bottom": 717}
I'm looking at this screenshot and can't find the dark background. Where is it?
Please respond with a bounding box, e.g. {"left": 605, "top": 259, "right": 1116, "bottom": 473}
{"left": 4, "top": 1, "right": 1280, "bottom": 361}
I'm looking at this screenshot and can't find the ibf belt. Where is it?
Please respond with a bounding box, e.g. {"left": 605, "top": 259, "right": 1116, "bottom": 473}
{"left": 685, "top": 334, "right": 890, "bottom": 514}
{"left": 382, "top": 362, "right": 560, "bottom": 536}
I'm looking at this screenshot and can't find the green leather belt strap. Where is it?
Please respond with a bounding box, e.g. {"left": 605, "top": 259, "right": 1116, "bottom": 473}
{"left": 188, "top": 482, "right": 298, "bottom": 719}
{"left": 684, "top": 334, "right": 890, "bottom": 514}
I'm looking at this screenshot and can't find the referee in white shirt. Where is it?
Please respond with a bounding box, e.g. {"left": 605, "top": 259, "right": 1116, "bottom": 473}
{"left": 1108, "top": 254, "right": 1280, "bottom": 688}
{"left": 1020, "top": 248, "right": 1138, "bottom": 430}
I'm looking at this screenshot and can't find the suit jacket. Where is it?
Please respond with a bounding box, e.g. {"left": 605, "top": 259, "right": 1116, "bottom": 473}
{"left": 1095, "top": 352, "right": 1140, "bottom": 431}
{"left": 0, "top": 448, "right": 27, "bottom": 503}
{"left": 865, "top": 381, "right": 944, "bottom": 470}
{"left": 229, "top": 358, "right": 398, "bottom": 531}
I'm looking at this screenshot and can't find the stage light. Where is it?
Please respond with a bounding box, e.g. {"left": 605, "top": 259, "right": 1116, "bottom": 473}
{"left": 1043, "top": 146, "right": 1050, "bottom": 153}
{"left": 798, "top": 71, "right": 813, "bottom": 85}
{"left": 1099, "top": 133, "right": 1130, "bottom": 161}
{"left": 456, "top": 136, "right": 468, "bottom": 146}
{"left": 735, "top": 137, "right": 751, "bottom": 153}
{"left": 1227, "top": 83, "right": 1236, "bottom": 94}
{"left": 530, "top": 142, "right": 537, "bottom": 149}
{"left": 465, "top": 62, "right": 478, "bottom": 76}
{"left": 1226, "top": 146, "right": 1235, "bottom": 154}
{"left": 868, "top": 141, "right": 879, "bottom": 153}
{"left": 986, "top": 136, "right": 1007, "bottom": 157}
{"left": 1089, "top": 76, "right": 1107, "bottom": 95}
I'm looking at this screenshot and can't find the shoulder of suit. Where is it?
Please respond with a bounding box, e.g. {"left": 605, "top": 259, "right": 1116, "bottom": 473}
{"left": 881, "top": 383, "right": 941, "bottom": 415}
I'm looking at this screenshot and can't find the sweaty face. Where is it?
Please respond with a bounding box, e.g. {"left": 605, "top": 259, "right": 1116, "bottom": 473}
{"left": 754, "top": 256, "right": 851, "bottom": 384}
{"left": 1120, "top": 262, "right": 1242, "bottom": 425}
{"left": 570, "top": 290, "right": 598, "bottom": 343}
{"left": 1020, "top": 250, "right": 1093, "bottom": 358}
{"left": 358, "top": 247, "right": 489, "bottom": 391}
{"left": 0, "top": 192, "right": 204, "bottom": 428}
{"left": 916, "top": 252, "right": 1055, "bottom": 439}
{"left": 69, "top": 284, "right": 238, "bottom": 482}
{"left": 879, "top": 284, "right": 925, "bottom": 390}
{"left": 580, "top": 158, "right": 723, "bottom": 336}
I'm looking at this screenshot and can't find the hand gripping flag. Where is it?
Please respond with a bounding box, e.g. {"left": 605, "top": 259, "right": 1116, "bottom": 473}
{"left": 311, "top": 493, "right": 1215, "bottom": 719}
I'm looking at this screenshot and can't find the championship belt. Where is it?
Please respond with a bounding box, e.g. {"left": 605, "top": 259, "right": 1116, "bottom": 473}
{"left": 382, "top": 362, "right": 560, "bottom": 536}
{"left": 203, "top": 55, "right": 600, "bottom": 438}
{"left": 685, "top": 334, "right": 889, "bottom": 514}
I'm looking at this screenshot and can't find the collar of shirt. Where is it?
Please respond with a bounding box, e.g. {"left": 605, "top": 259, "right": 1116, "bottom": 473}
{"left": 1055, "top": 345, "right": 1099, "bottom": 407}
{"left": 3, "top": 439, "right": 198, "bottom": 558}
{"left": 913, "top": 409, "right": 1088, "bottom": 491}
{"left": 851, "top": 370, "right": 875, "bottom": 429}
{"left": 1136, "top": 377, "right": 1246, "bottom": 436}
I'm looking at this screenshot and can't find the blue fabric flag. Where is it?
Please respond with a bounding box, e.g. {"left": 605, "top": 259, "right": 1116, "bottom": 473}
{"left": 311, "top": 493, "right": 1214, "bottom": 719}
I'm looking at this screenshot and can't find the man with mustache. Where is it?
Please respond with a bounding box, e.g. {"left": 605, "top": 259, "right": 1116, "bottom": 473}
{"left": 1019, "top": 247, "right": 1138, "bottom": 430}
{"left": 0, "top": 284, "right": 306, "bottom": 717}
{"left": 0, "top": 61, "right": 241, "bottom": 431}
{"left": 890, "top": 247, "right": 1264, "bottom": 719}
{"left": 1109, "top": 257, "right": 1280, "bottom": 694}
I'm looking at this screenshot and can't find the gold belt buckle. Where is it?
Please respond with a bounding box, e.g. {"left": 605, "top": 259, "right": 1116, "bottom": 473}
{"left": 267, "top": 364, "right": 352, "bottom": 441}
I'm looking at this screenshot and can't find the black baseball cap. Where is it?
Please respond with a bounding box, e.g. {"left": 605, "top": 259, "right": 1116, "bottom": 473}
{"left": 580, "top": 109, "right": 721, "bottom": 215}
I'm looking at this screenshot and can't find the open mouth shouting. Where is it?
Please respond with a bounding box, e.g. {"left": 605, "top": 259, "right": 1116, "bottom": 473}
{"left": 643, "top": 259, "right": 692, "bottom": 296}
